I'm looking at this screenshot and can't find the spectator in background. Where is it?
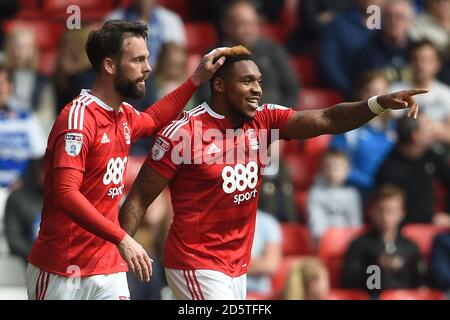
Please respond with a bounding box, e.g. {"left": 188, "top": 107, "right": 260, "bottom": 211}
{"left": 131, "top": 42, "right": 195, "bottom": 155}
{"left": 331, "top": 72, "right": 396, "bottom": 196}
{"left": 307, "top": 150, "right": 362, "bottom": 246}
{"left": 318, "top": 0, "right": 383, "bottom": 98}
{"left": 196, "top": 0, "right": 299, "bottom": 108}
{"left": 4, "top": 27, "right": 46, "bottom": 111}
{"left": 0, "top": 0, "right": 19, "bottom": 51}
{"left": 0, "top": 65, "right": 46, "bottom": 189}
{"left": 106, "top": 0, "right": 186, "bottom": 67}
{"left": 190, "top": 0, "right": 286, "bottom": 26}
{"left": 246, "top": 210, "right": 282, "bottom": 297}
{"left": 410, "top": 0, "right": 450, "bottom": 53}
{"left": 341, "top": 185, "right": 425, "bottom": 297}
{"left": 352, "top": 0, "right": 414, "bottom": 85}
{"left": 284, "top": 257, "right": 330, "bottom": 300}
{"left": 390, "top": 40, "right": 450, "bottom": 144}
{"left": 4, "top": 158, "right": 44, "bottom": 264}
{"left": 376, "top": 115, "right": 450, "bottom": 225}
{"left": 54, "top": 27, "right": 95, "bottom": 115}
{"left": 428, "top": 231, "right": 450, "bottom": 295}
{"left": 288, "top": 0, "right": 354, "bottom": 54}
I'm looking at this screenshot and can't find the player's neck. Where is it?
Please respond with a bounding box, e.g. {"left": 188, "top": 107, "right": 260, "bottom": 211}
{"left": 90, "top": 81, "right": 123, "bottom": 112}
{"left": 210, "top": 97, "right": 245, "bottom": 128}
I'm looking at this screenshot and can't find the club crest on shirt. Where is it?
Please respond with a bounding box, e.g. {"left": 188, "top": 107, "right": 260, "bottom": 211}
{"left": 151, "top": 136, "right": 170, "bottom": 161}
{"left": 64, "top": 132, "right": 83, "bottom": 157}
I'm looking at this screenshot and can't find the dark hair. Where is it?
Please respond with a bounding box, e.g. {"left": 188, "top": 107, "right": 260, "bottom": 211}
{"left": 85, "top": 20, "right": 148, "bottom": 73}
{"left": 369, "top": 184, "right": 405, "bottom": 206}
{"left": 396, "top": 115, "right": 420, "bottom": 144}
{"left": 0, "top": 64, "right": 12, "bottom": 83}
{"left": 409, "top": 39, "right": 441, "bottom": 61}
{"left": 210, "top": 45, "right": 254, "bottom": 85}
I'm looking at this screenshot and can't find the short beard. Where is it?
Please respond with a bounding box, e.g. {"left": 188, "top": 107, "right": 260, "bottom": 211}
{"left": 114, "top": 65, "right": 145, "bottom": 100}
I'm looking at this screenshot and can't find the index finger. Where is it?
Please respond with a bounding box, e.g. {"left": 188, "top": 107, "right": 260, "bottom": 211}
{"left": 404, "top": 88, "right": 429, "bottom": 96}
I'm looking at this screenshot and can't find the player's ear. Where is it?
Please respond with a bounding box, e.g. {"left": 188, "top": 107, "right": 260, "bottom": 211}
{"left": 104, "top": 58, "right": 116, "bottom": 76}
{"left": 213, "top": 77, "right": 225, "bottom": 93}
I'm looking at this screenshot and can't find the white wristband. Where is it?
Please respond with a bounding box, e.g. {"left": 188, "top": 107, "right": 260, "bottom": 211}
{"left": 367, "top": 96, "right": 386, "bottom": 115}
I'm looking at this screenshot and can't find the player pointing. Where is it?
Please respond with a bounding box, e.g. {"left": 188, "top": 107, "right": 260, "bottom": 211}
{"left": 120, "top": 46, "right": 427, "bottom": 299}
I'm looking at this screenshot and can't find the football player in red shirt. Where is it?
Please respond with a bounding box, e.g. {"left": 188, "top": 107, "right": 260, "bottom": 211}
{"left": 26, "top": 20, "right": 227, "bottom": 300}
{"left": 120, "top": 46, "right": 427, "bottom": 299}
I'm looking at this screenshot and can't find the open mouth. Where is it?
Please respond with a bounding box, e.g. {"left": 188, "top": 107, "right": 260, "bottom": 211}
{"left": 246, "top": 97, "right": 260, "bottom": 109}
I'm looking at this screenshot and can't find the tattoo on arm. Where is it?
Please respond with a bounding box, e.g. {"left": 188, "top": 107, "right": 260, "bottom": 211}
{"left": 119, "top": 166, "right": 168, "bottom": 236}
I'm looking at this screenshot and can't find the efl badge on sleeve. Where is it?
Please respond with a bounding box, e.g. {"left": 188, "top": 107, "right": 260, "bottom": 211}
{"left": 151, "top": 137, "right": 170, "bottom": 161}
{"left": 64, "top": 133, "right": 83, "bottom": 157}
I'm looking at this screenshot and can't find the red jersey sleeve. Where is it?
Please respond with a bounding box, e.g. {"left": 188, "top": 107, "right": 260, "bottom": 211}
{"left": 130, "top": 79, "right": 197, "bottom": 140}
{"left": 144, "top": 112, "right": 194, "bottom": 179}
{"left": 261, "top": 103, "right": 295, "bottom": 138}
{"left": 144, "top": 134, "right": 181, "bottom": 180}
{"left": 53, "top": 106, "right": 96, "bottom": 172}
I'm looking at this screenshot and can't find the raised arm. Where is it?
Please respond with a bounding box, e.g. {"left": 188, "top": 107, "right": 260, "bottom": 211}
{"left": 141, "top": 48, "right": 227, "bottom": 134}
{"left": 284, "top": 89, "right": 428, "bottom": 140}
{"left": 120, "top": 164, "right": 170, "bottom": 237}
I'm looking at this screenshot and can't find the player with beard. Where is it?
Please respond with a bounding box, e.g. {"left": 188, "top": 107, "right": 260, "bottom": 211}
{"left": 26, "top": 20, "right": 226, "bottom": 300}
{"left": 120, "top": 46, "right": 428, "bottom": 299}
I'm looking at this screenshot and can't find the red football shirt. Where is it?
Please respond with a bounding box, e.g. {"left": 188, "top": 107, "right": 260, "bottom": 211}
{"left": 29, "top": 90, "right": 168, "bottom": 276}
{"left": 146, "top": 102, "right": 294, "bottom": 276}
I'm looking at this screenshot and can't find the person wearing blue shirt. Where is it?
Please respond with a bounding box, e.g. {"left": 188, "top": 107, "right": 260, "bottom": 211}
{"left": 330, "top": 71, "right": 396, "bottom": 195}
{"left": 0, "top": 65, "right": 46, "bottom": 189}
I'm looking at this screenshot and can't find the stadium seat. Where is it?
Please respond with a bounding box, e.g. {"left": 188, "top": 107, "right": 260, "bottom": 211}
{"left": 277, "top": 0, "right": 300, "bottom": 35}
{"left": 184, "top": 22, "right": 218, "bottom": 55}
{"left": 17, "top": 0, "right": 41, "bottom": 19}
{"left": 283, "top": 152, "right": 312, "bottom": 190}
{"left": 318, "top": 226, "right": 369, "bottom": 288}
{"left": 327, "top": 289, "right": 371, "bottom": 300}
{"left": 246, "top": 292, "right": 272, "bottom": 300}
{"left": 41, "top": 0, "right": 115, "bottom": 21}
{"left": 290, "top": 55, "right": 319, "bottom": 87}
{"left": 303, "top": 134, "right": 332, "bottom": 175}
{"left": 299, "top": 88, "right": 343, "bottom": 110}
{"left": 260, "top": 23, "right": 288, "bottom": 45}
{"left": 401, "top": 224, "right": 449, "bottom": 262}
{"left": 379, "top": 289, "right": 446, "bottom": 300}
{"left": 281, "top": 223, "right": 313, "bottom": 256}
{"left": 271, "top": 256, "right": 300, "bottom": 299}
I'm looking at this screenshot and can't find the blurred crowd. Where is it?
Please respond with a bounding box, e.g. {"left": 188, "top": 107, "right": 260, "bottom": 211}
{"left": 1, "top": 0, "right": 450, "bottom": 300}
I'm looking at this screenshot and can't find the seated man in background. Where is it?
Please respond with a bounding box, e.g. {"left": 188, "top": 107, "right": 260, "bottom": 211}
{"left": 341, "top": 185, "right": 425, "bottom": 297}
{"left": 246, "top": 209, "right": 282, "bottom": 297}
{"left": 376, "top": 115, "right": 450, "bottom": 225}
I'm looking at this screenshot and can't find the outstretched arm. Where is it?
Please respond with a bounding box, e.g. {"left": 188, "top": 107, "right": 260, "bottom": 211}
{"left": 120, "top": 165, "right": 170, "bottom": 237}
{"left": 284, "top": 89, "right": 428, "bottom": 140}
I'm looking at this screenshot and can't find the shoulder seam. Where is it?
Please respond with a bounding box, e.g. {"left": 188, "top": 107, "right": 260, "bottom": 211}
{"left": 161, "top": 106, "right": 205, "bottom": 139}
{"left": 67, "top": 96, "right": 94, "bottom": 130}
